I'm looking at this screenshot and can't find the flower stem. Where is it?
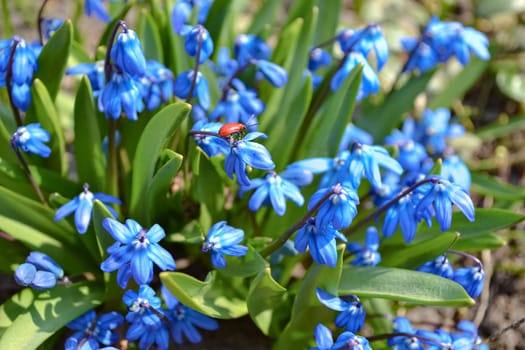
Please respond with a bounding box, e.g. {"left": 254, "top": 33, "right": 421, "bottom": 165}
{"left": 368, "top": 332, "right": 452, "bottom": 349}
{"left": 10, "top": 138, "right": 48, "bottom": 206}
{"left": 220, "top": 63, "right": 250, "bottom": 101}
{"left": 260, "top": 188, "right": 335, "bottom": 257}
{"left": 447, "top": 249, "right": 483, "bottom": 268}
{"left": 5, "top": 38, "right": 23, "bottom": 127}
{"left": 343, "top": 177, "right": 439, "bottom": 238}
{"left": 186, "top": 25, "right": 204, "bottom": 103}
{"left": 37, "top": 0, "right": 51, "bottom": 45}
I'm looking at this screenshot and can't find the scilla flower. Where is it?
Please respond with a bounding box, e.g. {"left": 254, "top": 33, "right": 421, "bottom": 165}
{"left": 312, "top": 324, "right": 372, "bottom": 350}
{"left": 110, "top": 27, "right": 146, "bottom": 77}
{"left": 417, "top": 255, "right": 454, "bottom": 278}
{"left": 98, "top": 70, "right": 144, "bottom": 120}
{"left": 54, "top": 183, "right": 121, "bottom": 234}
{"left": 11, "top": 123, "right": 51, "bottom": 158}
{"left": 347, "top": 227, "right": 381, "bottom": 266}
{"left": 84, "top": 0, "right": 113, "bottom": 22}
{"left": 100, "top": 219, "right": 176, "bottom": 288}
{"left": 14, "top": 251, "right": 65, "bottom": 290}
{"left": 310, "top": 182, "right": 359, "bottom": 231}
{"left": 65, "top": 310, "right": 124, "bottom": 350}
{"left": 202, "top": 221, "right": 248, "bottom": 268}
{"left": 316, "top": 289, "right": 366, "bottom": 333}
{"left": 174, "top": 70, "right": 210, "bottom": 110}
{"left": 453, "top": 266, "right": 485, "bottom": 299}
{"left": 182, "top": 25, "right": 214, "bottom": 63}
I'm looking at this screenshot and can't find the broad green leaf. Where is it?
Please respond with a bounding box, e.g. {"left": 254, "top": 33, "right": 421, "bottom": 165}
{"left": 1, "top": 0, "right": 14, "bottom": 37}
{"left": 137, "top": 10, "right": 164, "bottom": 62}
{"left": 0, "top": 237, "right": 28, "bottom": 274}
{"left": 452, "top": 232, "right": 506, "bottom": 251}
{"left": 0, "top": 282, "right": 103, "bottom": 348}
{"left": 380, "top": 232, "right": 459, "bottom": 269}
{"left": 74, "top": 77, "right": 105, "bottom": 191}
{"left": 314, "top": 0, "right": 341, "bottom": 44}
{"left": 476, "top": 115, "right": 525, "bottom": 141}
{"left": 248, "top": 0, "right": 281, "bottom": 35}
{"left": 128, "top": 102, "right": 190, "bottom": 221}
{"left": 205, "top": 0, "right": 248, "bottom": 52}
{"left": 338, "top": 266, "right": 474, "bottom": 306}
{"left": 471, "top": 171, "right": 525, "bottom": 200}
{"left": 25, "top": 80, "right": 67, "bottom": 175}
{"left": 146, "top": 150, "right": 183, "bottom": 225}
{"left": 247, "top": 268, "right": 290, "bottom": 337}
{"left": 218, "top": 245, "right": 267, "bottom": 278}
{"left": 429, "top": 59, "right": 488, "bottom": 109}
{"left": 160, "top": 271, "right": 248, "bottom": 319}
{"left": 35, "top": 20, "right": 72, "bottom": 100}
{"left": 92, "top": 200, "right": 117, "bottom": 260}
{"left": 357, "top": 69, "right": 434, "bottom": 141}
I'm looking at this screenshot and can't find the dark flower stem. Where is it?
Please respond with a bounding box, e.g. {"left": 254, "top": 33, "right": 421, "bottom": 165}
{"left": 5, "top": 38, "right": 23, "bottom": 127}
{"left": 219, "top": 63, "right": 250, "bottom": 101}
{"left": 447, "top": 249, "right": 483, "bottom": 268}
{"left": 186, "top": 25, "right": 204, "bottom": 103}
{"left": 342, "top": 177, "right": 439, "bottom": 238}
{"left": 37, "top": 0, "right": 51, "bottom": 45}
{"left": 260, "top": 188, "right": 335, "bottom": 257}
{"left": 368, "top": 332, "right": 452, "bottom": 349}
{"left": 312, "top": 36, "right": 338, "bottom": 50}
{"left": 103, "top": 20, "right": 127, "bottom": 198}
{"left": 10, "top": 138, "right": 48, "bottom": 206}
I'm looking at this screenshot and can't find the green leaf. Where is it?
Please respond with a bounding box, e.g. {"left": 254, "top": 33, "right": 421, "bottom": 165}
{"left": 452, "top": 232, "right": 506, "bottom": 251}
{"left": 0, "top": 237, "right": 28, "bottom": 274}
{"left": 247, "top": 268, "right": 290, "bottom": 337}
{"left": 357, "top": 69, "right": 434, "bottom": 141}
{"left": 380, "top": 232, "right": 459, "bottom": 269}
{"left": 218, "top": 245, "right": 267, "bottom": 278}
{"left": 92, "top": 200, "right": 116, "bottom": 261}
{"left": 35, "top": 20, "right": 72, "bottom": 100}
{"left": 146, "top": 150, "right": 183, "bottom": 224}
{"left": 283, "top": 0, "right": 315, "bottom": 27}
{"left": 25, "top": 80, "right": 67, "bottom": 175}
{"left": 0, "top": 282, "right": 103, "bottom": 348}
{"left": 338, "top": 266, "right": 474, "bottom": 306}
{"left": 248, "top": 0, "right": 281, "bottom": 35}
{"left": 74, "top": 77, "right": 106, "bottom": 191}
{"left": 471, "top": 171, "right": 525, "bottom": 200}
{"left": 97, "top": 4, "right": 132, "bottom": 49}
{"left": 128, "top": 102, "right": 190, "bottom": 221}
{"left": 137, "top": 10, "right": 164, "bottom": 62}
{"left": 314, "top": 0, "right": 341, "bottom": 44}
{"left": 160, "top": 271, "right": 248, "bottom": 319}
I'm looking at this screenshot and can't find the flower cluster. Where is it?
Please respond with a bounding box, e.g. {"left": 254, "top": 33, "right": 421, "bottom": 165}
{"left": 14, "top": 251, "right": 65, "bottom": 290}
{"left": 11, "top": 123, "right": 51, "bottom": 158}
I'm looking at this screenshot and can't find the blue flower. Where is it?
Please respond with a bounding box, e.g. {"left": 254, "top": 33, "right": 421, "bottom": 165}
{"left": 451, "top": 320, "right": 488, "bottom": 349}
{"left": 111, "top": 28, "right": 146, "bottom": 78}
{"left": 123, "top": 285, "right": 170, "bottom": 350}
{"left": 310, "top": 183, "right": 359, "bottom": 231}
{"left": 344, "top": 143, "right": 404, "bottom": 190}
{"left": 182, "top": 25, "right": 214, "bottom": 63}
{"left": 219, "top": 131, "right": 275, "bottom": 186}
{"left": 85, "top": 0, "right": 112, "bottom": 22}
{"left": 11, "top": 123, "right": 51, "bottom": 158}
{"left": 308, "top": 47, "right": 331, "bottom": 72}
{"left": 401, "top": 37, "right": 439, "bottom": 73}
{"left": 289, "top": 152, "right": 349, "bottom": 189}
{"left": 140, "top": 60, "right": 174, "bottom": 110}
{"left": 294, "top": 218, "right": 346, "bottom": 267}
{"left": 316, "top": 289, "right": 366, "bottom": 333}
{"left": 242, "top": 170, "right": 305, "bottom": 216}
{"left": 382, "top": 191, "right": 419, "bottom": 243}
{"left": 174, "top": 69, "right": 210, "bottom": 110}
{"left": 41, "top": 18, "right": 64, "bottom": 40}
{"left": 452, "top": 266, "right": 485, "bottom": 298}
{"left": 202, "top": 221, "right": 248, "bottom": 268}
{"left": 415, "top": 176, "right": 475, "bottom": 231}
{"left": 417, "top": 255, "right": 454, "bottom": 278}
{"left": 387, "top": 317, "right": 421, "bottom": 349}
{"left": 257, "top": 60, "right": 288, "bottom": 87}
{"left": 161, "top": 285, "right": 219, "bottom": 344}
{"left": 338, "top": 124, "right": 373, "bottom": 151}
{"left": 0, "top": 37, "right": 39, "bottom": 111}
{"left": 385, "top": 129, "right": 428, "bottom": 172}
{"left": 234, "top": 34, "right": 271, "bottom": 66}
{"left": 347, "top": 227, "right": 381, "bottom": 266}
{"left": 191, "top": 120, "right": 230, "bottom": 157}
{"left": 330, "top": 52, "right": 380, "bottom": 100}
{"left": 100, "top": 219, "right": 176, "bottom": 288}
{"left": 66, "top": 60, "right": 106, "bottom": 96}
{"left": 54, "top": 183, "right": 121, "bottom": 234}
{"left": 98, "top": 71, "right": 144, "bottom": 120}
{"left": 338, "top": 24, "right": 389, "bottom": 70}
{"left": 440, "top": 154, "right": 471, "bottom": 191}
{"left": 65, "top": 310, "right": 124, "bottom": 350}
{"left": 312, "top": 324, "right": 372, "bottom": 350}
{"left": 420, "top": 108, "right": 465, "bottom": 155}
{"left": 14, "top": 251, "right": 65, "bottom": 290}
{"left": 209, "top": 86, "right": 265, "bottom": 124}
{"left": 171, "top": 0, "right": 213, "bottom": 34}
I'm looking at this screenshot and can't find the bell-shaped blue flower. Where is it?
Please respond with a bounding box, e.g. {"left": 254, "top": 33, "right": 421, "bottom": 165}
{"left": 202, "top": 221, "right": 248, "bottom": 268}
{"left": 41, "top": 18, "right": 64, "bottom": 40}
{"left": 98, "top": 71, "right": 144, "bottom": 120}
{"left": 140, "top": 60, "right": 174, "bottom": 111}
{"left": 294, "top": 218, "right": 346, "bottom": 267}
{"left": 440, "top": 154, "right": 471, "bottom": 191}
{"left": 191, "top": 120, "right": 230, "bottom": 157}
{"left": 312, "top": 324, "right": 372, "bottom": 350}
{"left": 174, "top": 69, "right": 210, "bottom": 110}
{"left": 54, "top": 183, "right": 121, "bottom": 234}
{"left": 339, "top": 123, "right": 373, "bottom": 151}
{"left": 25, "top": 251, "right": 64, "bottom": 278}
{"left": 338, "top": 24, "right": 389, "bottom": 70}
{"left": 110, "top": 28, "right": 146, "bottom": 78}
{"left": 234, "top": 34, "right": 271, "bottom": 66}
{"left": 401, "top": 37, "right": 439, "bottom": 73}
{"left": 382, "top": 191, "right": 419, "bottom": 243}
{"left": 84, "top": 0, "right": 112, "bottom": 22}
{"left": 65, "top": 310, "right": 124, "bottom": 350}
{"left": 171, "top": 0, "right": 213, "bottom": 34}
{"left": 417, "top": 255, "right": 454, "bottom": 278}
{"left": 387, "top": 316, "right": 422, "bottom": 349}
{"left": 452, "top": 266, "right": 485, "bottom": 298}
{"left": 182, "top": 25, "right": 214, "bottom": 63}
{"left": 161, "top": 285, "right": 219, "bottom": 344}
{"left": 11, "top": 123, "right": 51, "bottom": 158}
{"left": 331, "top": 52, "right": 380, "bottom": 100}
{"left": 210, "top": 86, "right": 265, "bottom": 124}
{"left": 316, "top": 288, "right": 366, "bottom": 333}
{"left": 100, "top": 219, "right": 176, "bottom": 288}
{"left": 310, "top": 183, "right": 359, "bottom": 231}
{"left": 66, "top": 60, "right": 106, "bottom": 96}
{"left": 257, "top": 60, "right": 288, "bottom": 87}
{"left": 14, "top": 263, "right": 57, "bottom": 290}
{"left": 347, "top": 227, "right": 381, "bottom": 266}
{"left": 308, "top": 47, "right": 331, "bottom": 72}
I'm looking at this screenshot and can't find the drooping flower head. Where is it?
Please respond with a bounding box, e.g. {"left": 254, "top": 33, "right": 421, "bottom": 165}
{"left": 14, "top": 251, "right": 65, "bottom": 290}
{"left": 84, "top": 0, "right": 114, "bottom": 23}
{"left": 182, "top": 25, "right": 214, "bottom": 64}
{"left": 174, "top": 69, "right": 210, "bottom": 110}
{"left": 66, "top": 60, "right": 106, "bottom": 96}
{"left": 347, "top": 227, "right": 381, "bottom": 266}
{"left": 65, "top": 310, "right": 124, "bottom": 350}
{"left": 11, "top": 123, "right": 51, "bottom": 158}
{"left": 312, "top": 323, "right": 372, "bottom": 350}
{"left": 100, "top": 219, "right": 176, "bottom": 288}
{"left": 54, "top": 183, "right": 121, "bottom": 234}
{"left": 417, "top": 254, "right": 454, "bottom": 279}
{"left": 316, "top": 289, "right": 366, "bottom": 333}
{"left": 202, "top": 221, "right": 248, "bottom": 268}
{"left": 140, "top": 60, "right": 174, "bottom": 111}
{"left": 110, "top": 27, "right": 146, "bottom": 78}
{"left": 98, "top": 70, "right": 145, "bottom": 120}
{"left": 309, "top": 183, "right": 359, "bottom": 231}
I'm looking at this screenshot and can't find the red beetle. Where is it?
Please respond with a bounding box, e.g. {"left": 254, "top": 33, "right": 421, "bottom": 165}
{"left": 218, "top": 122, "right": 247, "bottom": 138}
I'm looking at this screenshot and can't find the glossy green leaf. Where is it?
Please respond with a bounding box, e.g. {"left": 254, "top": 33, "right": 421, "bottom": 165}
{"left": 137, "top": 10, "right": 164, "bottom": 62}
{"left": 218, "top": 245, "right": 267, "bottom": 278}
{"left": 471, "top": 171, "right": 525, "bottom": 200}
{"left": 128, "top": 102, "right": 190, "bottom": 221}
{"left": 35, "top": 20, "right": 72, "bottom": 100}
{"left": 160, "top": 271, "right": 248, "bottom": 319}
{"left": 452, "top": 232, "right": 506, "bottom": 251}
{"left": 74, "top": 77, "right": 106, "bottom": 191}
{"left": 380, "top": 232, "right": 459, "bottom": 269}
{"left": 0, "top": 282, "right": 103, "bottom": 348}
{"left": 357, "top": 69, "right": 434, "bottom": 141}
{"left": 429, "top": 59, "right": 488, "bottom": 109}
{"left": 0, "top": 237, "right": 28, "bottom": 274}
{"left": 248, "top": 0, "right": 281, "bottom": 34}
{"left": 247, "top": 268, "right": 290, "bottom": 337}
{"left": 25, "top": 80, "right": 67, "bottom": 175}
{"left": 338, "top": 266, "right": 474, "bottom": 306}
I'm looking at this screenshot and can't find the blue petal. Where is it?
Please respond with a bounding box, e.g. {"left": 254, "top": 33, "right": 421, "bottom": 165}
{"left": 14, "top": 263, "right": 36, "bottom": 286}
{"left": 131, "top": 250, "right": 154, "bottom": 285}
{"left": 54, "top": 198, "right": 79, "bottom": 221}
{"left": 31, "top": 270, "right": 57, "bottom": 290}
{"left": 103, "top": 218, "right": 132, "bottom": 243}
{"left": 74, "top": 196, "right": 93, "bottom": 234}
{"left": 316, "top": 288, "right": 348, "bottom": 311}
